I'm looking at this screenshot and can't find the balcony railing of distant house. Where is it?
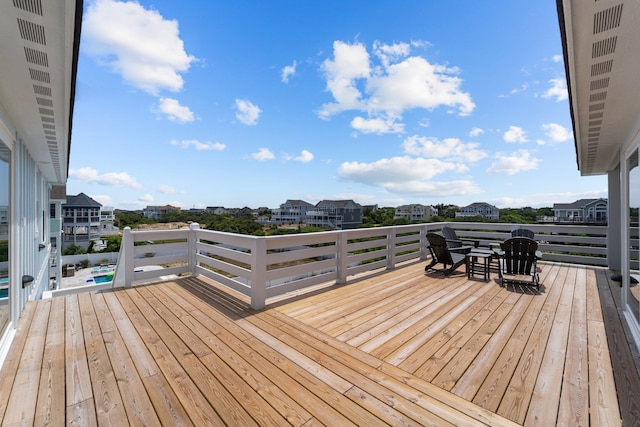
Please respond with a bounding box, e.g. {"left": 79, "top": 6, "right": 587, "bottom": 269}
{"left": 47, "top": 222, "right": 611, "bottom": 309}
{"left": 537, "top": 215, "right": 608, "bottom": 225}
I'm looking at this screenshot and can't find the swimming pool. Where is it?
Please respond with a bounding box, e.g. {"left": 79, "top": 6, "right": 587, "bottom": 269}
{"left": 90, "top": 273, "right": 114, "bottom": 284}
{"left": 0, "top": 277, "right": 7, "bottom": 298}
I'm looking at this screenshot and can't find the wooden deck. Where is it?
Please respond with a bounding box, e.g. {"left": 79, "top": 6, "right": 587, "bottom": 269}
{"left": 0, "top": 261, "right": 638, "bottom": 425}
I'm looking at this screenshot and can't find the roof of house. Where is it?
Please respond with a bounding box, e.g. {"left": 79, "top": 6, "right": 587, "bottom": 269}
{"left": 461, "top": 202, "right": 498, "bottom": 209}
{"left": 315, "top": 200, "right": 361, "bottom": 208}
{"left": 284, "top": 199, "right": 314, "bottom": 207}
{"left": 64, "top": 192, "right": 102, "bottom": 208}
{"left": 553, "top": 198, "right": 607, "bottom": 210}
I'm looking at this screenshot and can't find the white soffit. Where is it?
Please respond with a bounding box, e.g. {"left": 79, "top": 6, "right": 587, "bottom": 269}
{"left": 0, "top": 0, "right": 79, "bottom": 184}
{"left": 561, "top": 0, "right": 640, "bottom": 175}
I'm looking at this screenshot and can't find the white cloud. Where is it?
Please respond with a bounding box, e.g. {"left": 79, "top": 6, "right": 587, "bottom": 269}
{"left": 170, "top": 139, "right": 226, "bottom": 151}
{"left": 251, "top": 148, "right": 275, "bottom": 161}
{"left": 318, "top": 40, "right": 475, "bottom": 133}
{"left": 83, "top": 0, "right": 196, "bottom": 95}
{"left": 156, "top": 97, "right": 195, "bottom": 123}
{"left": 139, "top": 194, "right": 154, "bottom": 203}
{"left": 418, "top": 118, "right": 430, "bottom": 128}
{"left": 469, "top": 127, "right": 484, "bottom": 137}
{"left": 293, "top": 150, "right": 314, "bottom": 163}
{"left": 552, "top": 54, "right": 563, "bottom": 63}
{"left": 383, "top": 180, "right": 482, "bottom": 197}
{"left": 402, "top": 135, "right": 487, "bottom": 163}
{"left": 351, "top": 115, "right": 404, "bottom": 134}
{"left": 503, "top": 126, "right": 528, "bottom": 143}
{"left": 281, "top": 60, "right": 297, "bottom": 83}
{"left": 235, "top": 99, "right": 262, "bottom": 125}
{"left": 89, "top": 194, "right": 114, "bottom": 206}
{"left": 338, "top": 156, "right": 459, "bottom": 184}
{"left": 540, "top": 123, "right": 573, "bottom": 144}
{"left": 69, "top": 167, "right": 143, "bottom": 189}
{"left": 373, "top": 41, "right": 411, "bottom": 67}
{"left": 157, "top": 184, "right": 178, "bottom": 194}
{"left": 336, "top": 156, "right": 481, "bottom": 197}
{"left": 486, "top": 150, "right": 540, "bottom": 175}
{"left": 542, "top": 78, "right": 568, "bottom": 102}
{"left": 319, "top": 41, "right": 371, "bottom": 117}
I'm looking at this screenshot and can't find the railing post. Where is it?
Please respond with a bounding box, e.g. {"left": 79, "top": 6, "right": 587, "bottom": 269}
{"left": 337, "top": 232, "right": 348, "bottom": 284}
{"left": 189, "top": 223, "right": 200, "bottom": 276}
{"left": 420, "top": 225, "right": 427, "bottom": 261}
{"left": 123, "top": 227, "right": 134, "bottom": 288}
{"left": 250, "top": 237, "right": 267, "bottom": 310}
{"left": 387, "top": 227, "right": 396, "bottom": 270}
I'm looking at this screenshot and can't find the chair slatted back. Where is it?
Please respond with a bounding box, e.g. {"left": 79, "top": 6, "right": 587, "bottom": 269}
{"left": 501, "top": 237, "right": 538, "bottom": 275}
{"left": 426, "top": 233, "right": 454, "bottom": 265}
{"left": 511, "top": 228, "right": 535, "bottom": 239}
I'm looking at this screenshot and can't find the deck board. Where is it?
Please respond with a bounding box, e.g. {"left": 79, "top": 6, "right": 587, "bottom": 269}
{"left": 0, "top": 261, "right": 637, "bottom": 426}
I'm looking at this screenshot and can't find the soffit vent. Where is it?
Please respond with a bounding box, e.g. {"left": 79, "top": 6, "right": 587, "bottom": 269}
{"left": 44, "top": 130, "right": 56, "bottom": 136}
{"left": 29, "top": 68, "right": 50, "bottom": 83}
{"left": 589, "top": 112, "right": 605, "bottom": 120}
{"left": 589, "top": 92, "right": 607, "bottom": 102}
{"left": 592, "top": 36, "right": 617, "bottom": 58}
{"left": 24, "top": 46, "right": 48, "bottom": 67}
{"left": 41, "top": 116, "right": 54, "bottom": 123}
{"left": 589, "top": 103, "right": 606, "bottom": 111}
{"left": 38, "top": 107, "right": 53, "bottom": 116}
{"left": 590, "top": 77, "right": 610, "bottom": 90}
{"left": 16, "top": 18, "right": 46, "bottom": 45}
{"left": 591, "top": 59, "right": 613, "bottom": 76}
{"left": 589, "top": 119, "right": 603, "bottom": 126}
{"left": 36, "top": 97, "right": 53, "bottom": 107}
{"left": 13, "top": 0, "right": 43, "bottom": 15}
{"left": 42, "top": 124, "right": 55, "bottom": 130}
{"left": 33, "top": 84, "right": 51, "bottom": 96}
{"left": 593, "top": 4, "right": 623, "bottom": 34}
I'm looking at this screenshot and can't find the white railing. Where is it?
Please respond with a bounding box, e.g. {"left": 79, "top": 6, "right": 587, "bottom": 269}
{"left": 104, "top": 221, "right": 608, "bottom": 310}
{"left": 46, "top": 221, "right": 610, "bottom": 305}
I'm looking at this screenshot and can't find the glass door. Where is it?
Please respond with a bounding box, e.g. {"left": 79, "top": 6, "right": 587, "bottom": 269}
{"left": 0, "top": 142, "right": 9, "bottom": 337}
{"left": 628, "top": 149, "right": 639, "bottom": 323}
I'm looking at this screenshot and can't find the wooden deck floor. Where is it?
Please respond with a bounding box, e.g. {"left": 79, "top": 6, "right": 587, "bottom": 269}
{"left": 0, "top": 261, "right": 638, "bottom": 425}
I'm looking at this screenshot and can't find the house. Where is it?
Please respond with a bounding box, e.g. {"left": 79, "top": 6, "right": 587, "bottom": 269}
{"left": 142, "top": 204, "right": 181, "bottom": 220}
{"left": 0, "top": 1, "right": 82, "bottom": 359}
{"left": 558, "top": 0, "right": 640, "bottom": 351}
{"left": 100, "top": 206, "right": 119, "bottom": 235}
{"left": 271, "top": 199, "right": 315, "bottom": 224}
{"left": 205, "top": 206, "right": 227, "bottom": 215}
{"left": 455, "top": 202, "right": 499, "bottom": 220}
{"left": 553, "top": 198, "right": 608, "bottom": 223}
{"left": 234, "top": 206, "right": 255, "bottom": 219}
{"left": 394, "top": 204, "right": 438, "bottom": 222}
{"left": 62, "top": 193, "right": 102, "bottom": 250}
{"left": 305, "top": 200, "right": 363, "bottom": 230}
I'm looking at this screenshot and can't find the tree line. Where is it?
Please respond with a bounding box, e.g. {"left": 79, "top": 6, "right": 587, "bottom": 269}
{"left": 62, "top": 204, "right": 554, "bottom": 255}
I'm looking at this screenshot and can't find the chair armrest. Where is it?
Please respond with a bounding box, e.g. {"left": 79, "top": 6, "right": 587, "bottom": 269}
{"left": 460, "top": 238, "right": 480, "bottom": 248}
{"left": 449, "top": 245, "right": 473, "bottom": 254}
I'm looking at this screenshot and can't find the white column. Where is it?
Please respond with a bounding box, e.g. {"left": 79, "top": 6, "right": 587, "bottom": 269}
{"left": 608, "top": 166, "right": 621, "bottom": 271}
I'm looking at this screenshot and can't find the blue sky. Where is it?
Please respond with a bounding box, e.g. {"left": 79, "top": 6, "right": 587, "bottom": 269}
{"left": 68, "top": 0, "right": 607, "bottom": 211}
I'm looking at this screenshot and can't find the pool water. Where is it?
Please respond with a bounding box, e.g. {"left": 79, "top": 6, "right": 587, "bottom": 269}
{"left": 93, "top": 274, "right": 114, "bottom": 284}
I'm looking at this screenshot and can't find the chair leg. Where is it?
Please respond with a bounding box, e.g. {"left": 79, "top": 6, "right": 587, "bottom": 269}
{"left": 424, "top": 260, "right": 436, "bottom": 272}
